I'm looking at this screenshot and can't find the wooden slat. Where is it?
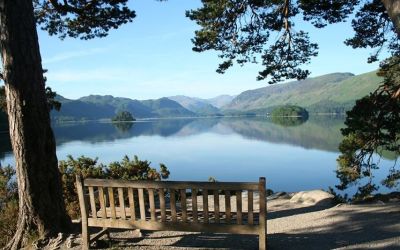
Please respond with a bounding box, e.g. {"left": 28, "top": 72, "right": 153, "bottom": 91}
{"left": 85, "top": 179, "right": 259, "bottom": 191}
{"left": 213, "top": 190, "right": 220, "bottom": 223}
{"left": 108, "top": 187, "right": 116, "bottom": 219}
{"left": 89, "top": 228, "right": 109, "bottom": 243}
{"left": 248, "top": 191, "right": 254, "bottom": 225}
{"left": 236, "top": 191, "right": 242, "bottom": 225}
{"left": 118, "top": 188, "right": 126, "bottom": 219}
{"left": 128, "top": 188, "right": 136, "bottom": 221}
{"left": 202, "top": 190, "right": 209, "bottom": 223}
{"left": 98, "top": 187, "right": 107, "bottom": 219}
{"left": 88, "top": 186, "right": 97, "bottom": 219}
{"left": 76, "top": 175, "right": 89, "bottom": 249}
{"left": 170, "top": 189, "right": 177, "bottom": 222}
{"left": 159, "top": 189, "right": 166, "bottom": 222}
{"left": 138, "top": 188, "right": 146, "bottom": 220}
{"left": 225, "top": 191, "right": 231, "bottom": 224}
{"left": 88, "top": 218, "right": 259, "bottom": 235}
{"left": 259, "top": 177, "right": 267, "bottom": 250}
{"left": 180, "top": 189, "right": 187, "bottom": 222}
{"left": 149, "top": 189, "right": 156, "bottom": 221}
{"left": 191, "top": 189, "right": 198, "bottom": 223}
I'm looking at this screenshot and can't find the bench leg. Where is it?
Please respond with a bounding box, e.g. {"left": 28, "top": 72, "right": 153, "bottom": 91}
{"left": 81, "top": 221, "right": 89, "bottom": 250}
{"left": 259, "top": 231, "right": 266, "bottom": 250}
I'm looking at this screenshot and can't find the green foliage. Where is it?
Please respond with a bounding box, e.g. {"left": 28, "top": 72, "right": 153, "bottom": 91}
{"left": 336, "top": 57, "right": 400, "bottom": 198}
{"left": 0, "top": 165, "right": 18, "bottom": 248}
{"left": 186, "top": 0, "right": 318, "bottom": 83}
{"left": 187, "top": 1, "right": 399, "bottom": 83}
{"left": 59, "top": 155, "right": 170, "bottom": 218}
{"left": 271, "top": 105, "right": 308, "bottom": 118}
{"left": 0, "top": 154, "right": 170, "bottom": 245}
{"left": 34, "top": 0, "right": 136, "bottom": 40}
{"left": 112, "top": 111, "right": 135, "bottom": 122}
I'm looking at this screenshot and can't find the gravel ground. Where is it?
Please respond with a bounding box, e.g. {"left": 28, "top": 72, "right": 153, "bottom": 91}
{"left": 65, "top": 195, "right": 400, "bottom": 250}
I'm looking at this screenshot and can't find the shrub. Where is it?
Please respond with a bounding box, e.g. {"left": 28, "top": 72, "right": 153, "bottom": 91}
{"left": 59, "top": 155, "right": 169, "bottom": 218}
{"left": 0, "top": 154, "right": 170, "bottom": 248}
{"left": 0, "top": 165, "right": 18, "bottom": 248}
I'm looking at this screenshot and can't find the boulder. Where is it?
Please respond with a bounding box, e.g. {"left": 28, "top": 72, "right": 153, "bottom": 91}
{"left": 290, "top": 190, "right": 334, "bottom": 206}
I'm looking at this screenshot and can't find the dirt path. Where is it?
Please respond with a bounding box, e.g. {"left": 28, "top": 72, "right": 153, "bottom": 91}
{"left": 68, "top": 196, "right": 400, "bottom": 249}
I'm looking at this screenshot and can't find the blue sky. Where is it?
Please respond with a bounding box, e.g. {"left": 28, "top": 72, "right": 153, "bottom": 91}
{"left": 36, "top": 0, "right": 381, "bottom": 100}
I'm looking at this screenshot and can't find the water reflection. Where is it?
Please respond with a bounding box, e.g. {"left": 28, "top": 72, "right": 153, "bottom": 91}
{"left": 112, "top": 122, "right": 134, "bottom": 132}
{"left": 270, "top": 116, "right": 307, "bottom": 127}
{"left": 0, "top": 116, "right": 347, "bottom": 160}
{"left": 1, "top": 116, "right": 396, "bottom": 195}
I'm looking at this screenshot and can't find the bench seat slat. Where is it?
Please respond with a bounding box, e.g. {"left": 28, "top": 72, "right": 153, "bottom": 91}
{"left": 138, "top": 188, "right": 146, "bottom": 221}
{"left": 149, "top": 189, "right": 156, "bottom": 221}
{"left": 170, "top": 189, "right": 177, "bottom": 222}
{"left": 118, "top": 188, "right": 126, "bottom": 219}
{"left": 108, "top": 187, "right": 117, "bottom": 219}
{"left": 191, "top": 189, "right": 198, "bottom": 223}
{"left": 236, "top": 191, "right": 242, "bottom": 225}
{"left": 88, "top": 218, "right": 259, "bottom": 235}
{"left": 225, "top": 191, "right": 231, "bottom": 224}
{"left": 88, "top": 187, "right": 97, "bottom": 219}
{"left": 128, "top": 188, "right": 136, "bottom": 221}
{"left": 98, "top": 187, "right": 107, "bottom": 219}
{"left": 159, "top": 189, "right": 166, "bottom": 222}
{"left": 180, "top": 189, "right": 187, "bottom": 222}
{"left": 202, "top": 190, "right": 209, "bottom": 223}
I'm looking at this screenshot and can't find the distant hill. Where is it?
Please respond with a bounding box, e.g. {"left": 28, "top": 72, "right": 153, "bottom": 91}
{"left": 223, "top": 71, "right": 381, "bottom": 114}
{"left": 140, "top": 97, "right": 195, "bottom": 117}
{"left": 51, "top": 95, "right": 195, "bottom": 121}
{"left": 205, "top": 95, "right": 235, "bottom": 108}
{"left": 168, "top": 95, "right": 220, "bottom": 115}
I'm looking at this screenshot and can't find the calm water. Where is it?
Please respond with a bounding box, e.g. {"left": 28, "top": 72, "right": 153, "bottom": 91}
{"left": 0, "top": 116, "right": 396, "bottom": 194}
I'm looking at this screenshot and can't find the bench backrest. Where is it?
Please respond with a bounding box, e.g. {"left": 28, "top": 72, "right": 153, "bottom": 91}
{"left": 76, "top": 176, "right": 266, "bottom": 234}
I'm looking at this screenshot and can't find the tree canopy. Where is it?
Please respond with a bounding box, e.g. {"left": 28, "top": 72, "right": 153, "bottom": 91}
{"left": 0, "top": 0, "right": 138, "bottom": 249}
{"left": 112, "top": 110, "right": 135, "bottom": 122}
{"left": 34, "top": 0, "right": 136, "bottom": 40}
{"left": 188, "top": 0, "right": 400, "bottom": 198}
{"left": 187, "top": 0, "right": 399, "bottom": 83}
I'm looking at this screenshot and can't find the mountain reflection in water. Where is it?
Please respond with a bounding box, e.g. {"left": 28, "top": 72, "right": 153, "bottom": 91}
{"left": 0, "top": 116, "right": 395, "bottom": 195}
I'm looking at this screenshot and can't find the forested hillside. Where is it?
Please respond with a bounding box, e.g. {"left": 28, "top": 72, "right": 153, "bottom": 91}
{"left": 223, "top": 71, "right": 381, "bottom": 114}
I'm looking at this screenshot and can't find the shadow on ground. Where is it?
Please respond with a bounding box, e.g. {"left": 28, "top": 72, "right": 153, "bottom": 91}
{"left": 91, "top": 203, "right": 400, "bottom": 249}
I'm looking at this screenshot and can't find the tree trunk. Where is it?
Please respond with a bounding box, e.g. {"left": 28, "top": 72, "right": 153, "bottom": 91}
{"left": 0, "top": 0, "right": 71, "bottom": 249}
{"left": 381, "top": 0, "right": 400, "bottom": 35}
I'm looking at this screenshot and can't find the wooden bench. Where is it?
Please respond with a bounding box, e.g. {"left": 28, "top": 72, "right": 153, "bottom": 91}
{"left": 76, "top": 176, "right": 267, "bottom": 249}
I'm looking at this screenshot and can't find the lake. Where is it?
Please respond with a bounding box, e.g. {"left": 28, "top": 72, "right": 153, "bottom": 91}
{"left": 0, "top": 116, "right": 396, "bottom": 195}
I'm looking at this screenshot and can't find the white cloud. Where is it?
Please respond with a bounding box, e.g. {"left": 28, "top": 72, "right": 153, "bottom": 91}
{"left": 43, "top": 47, "right": 107, "bottom": 64}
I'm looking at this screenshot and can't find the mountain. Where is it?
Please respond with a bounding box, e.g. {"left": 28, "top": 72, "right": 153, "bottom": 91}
{"left": 51, "top": 95, "right": 195, "bottom": 121}
{"left": 223, "top": 71, "right": 381, "bottom": 114}
{"left": 78, "top": 95, "right": 154, "bottom": 118}
{"left": 168, "top": 95, "right": 220, "bottom": 115}
{"left": 205, "top": 95, "right": 235, "bottom": 108}
{"left": 140, "top": 97, "right": 195, "bottom": 117}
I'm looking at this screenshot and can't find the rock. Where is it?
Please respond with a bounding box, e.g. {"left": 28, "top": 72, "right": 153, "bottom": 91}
{"left": 290, "top": 190, "right": 334, "bottom": 206}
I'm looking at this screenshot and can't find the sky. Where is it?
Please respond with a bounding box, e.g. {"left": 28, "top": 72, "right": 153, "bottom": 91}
{"left": 34, "top": 0, "right": 382, "bottom": 100}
